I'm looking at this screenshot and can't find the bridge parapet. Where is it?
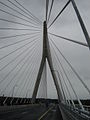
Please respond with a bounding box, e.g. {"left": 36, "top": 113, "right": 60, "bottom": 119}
{"left": 59, "top": 103, "right": 90, "bottom": 120}
{"left": 0, "top": 104, "right": 34, "bottom": 114}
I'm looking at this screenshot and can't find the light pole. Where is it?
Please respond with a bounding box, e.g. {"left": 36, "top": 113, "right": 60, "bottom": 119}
{"left": 3, "top": 85, "right": 18, "bottom": 105}
{"left": 12, "top": 84, "right": 18, "bottom": 97}
{"left": 10, "top": 84, "right": 18, "bottom": 105}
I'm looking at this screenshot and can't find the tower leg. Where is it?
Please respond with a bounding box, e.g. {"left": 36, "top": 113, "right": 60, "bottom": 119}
{"left": 32, "top": 21, "right": 62, "bottom": 103}
{"left": 31, "top": 57, "right": 46, "bottom": 103}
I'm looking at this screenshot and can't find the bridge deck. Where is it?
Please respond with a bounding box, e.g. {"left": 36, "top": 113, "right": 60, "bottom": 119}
{"left": 0, "top": 104, "right": 62, "bottom": 120}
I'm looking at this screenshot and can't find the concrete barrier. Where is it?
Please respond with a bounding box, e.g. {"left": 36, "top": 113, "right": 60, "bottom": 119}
{"left": 0, "top": 104, "right": 39, "bottom": 113}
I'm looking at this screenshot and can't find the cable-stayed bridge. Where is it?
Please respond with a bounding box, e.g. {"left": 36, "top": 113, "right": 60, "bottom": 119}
{"left": 0, "top": 0, "right": 90, "bottom": 119}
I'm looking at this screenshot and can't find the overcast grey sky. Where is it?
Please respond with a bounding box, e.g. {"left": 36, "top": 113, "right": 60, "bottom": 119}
{"left": 0, "top": 0, "right": 90, "bottom": 100}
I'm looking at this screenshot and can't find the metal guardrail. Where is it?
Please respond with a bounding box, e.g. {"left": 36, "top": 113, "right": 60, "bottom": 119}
{"left": 75, "top": 104, "right": 90, "bottom": 112}
{"left": 84, "top": 105, "right": 90, "bottom": 112}
{"left": 59, "top": 103, "right": 90, "bottom": 120}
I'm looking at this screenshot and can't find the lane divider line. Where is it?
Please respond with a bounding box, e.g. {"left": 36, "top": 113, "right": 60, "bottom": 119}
{"left": 38, "top": 106, "right": 54, "bottom": 120}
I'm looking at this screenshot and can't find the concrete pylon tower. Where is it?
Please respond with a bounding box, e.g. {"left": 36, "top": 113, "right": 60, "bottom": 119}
{"left": 31, "top": 21, "right": 63, "bottom": 103}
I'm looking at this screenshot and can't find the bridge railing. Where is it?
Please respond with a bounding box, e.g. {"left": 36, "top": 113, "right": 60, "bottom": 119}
{"left": 59, "top": 103, "right": 90, "bottom": 120}
{"left": 75, "top": 104, "right": 90, "bottom": 112}
{"left": 83, "top": 105, "right": 90, "bottom": 112}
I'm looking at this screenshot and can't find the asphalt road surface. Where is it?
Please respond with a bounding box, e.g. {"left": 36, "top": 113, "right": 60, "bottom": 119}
{"left": 39, "top": 105, "right": 63, "bottom": 120}
{"left": 0, "top": 104, "right": 62, "bottom": 120}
